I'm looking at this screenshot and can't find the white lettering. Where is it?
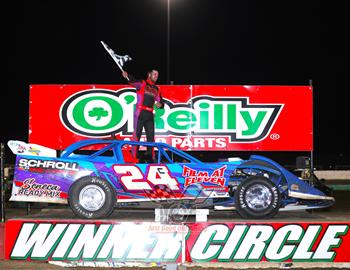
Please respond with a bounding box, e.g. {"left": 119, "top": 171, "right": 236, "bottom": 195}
{"left": 265, "top": 225, "right": 302, "bottom": 261}
{"left": 127, "top": 231, "right": 155, "bottom": 259}
{"left": 218, "top": 225, "right": 248, "bottom": 261}
{"left": 313, "top": 225, "right": 348, "bottom": 260}
{"left": 52, "top": 224, "right": 81, "bottom": 259}
{"left": 97, "top": 224, "right": 130, "bottom": 259}
{"left": 234, "top": 225, "right": 273, "bottom": 260}
{"left": 191, "top": 225, "right": 229, "bottom": 261}
{"left": 18, "top": 158, "right": 79, "bottom": 171}
{"left": 68, "top": 224, "right": 110, "bottom": 259}
{"left": 150, "top": 226, "right": 188, "bottom": 260}
{"left": 293, "top": 225, "right": 320, "bottom": 260}
{"left": 11, "top": 223, "right": 67, "bottom": 259}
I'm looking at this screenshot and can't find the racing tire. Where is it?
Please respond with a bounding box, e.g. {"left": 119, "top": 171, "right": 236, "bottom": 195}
{"left": 68, "top": 176, "right": 116, "bottom": 219}
{"left": 235, "top": 176, "right": 281, "bottom": 219}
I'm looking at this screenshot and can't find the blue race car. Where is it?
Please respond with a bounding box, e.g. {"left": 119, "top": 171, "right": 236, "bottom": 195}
{"left": 7, "top": 139, "right": 335, "bottom": 219}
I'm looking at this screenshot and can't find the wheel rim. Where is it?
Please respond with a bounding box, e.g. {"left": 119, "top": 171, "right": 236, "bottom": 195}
{"left": 79, "top": 184, "right": 106, "bottom": 211}
{"left": 245, "top": 184, "right": 272, "bottom": 211}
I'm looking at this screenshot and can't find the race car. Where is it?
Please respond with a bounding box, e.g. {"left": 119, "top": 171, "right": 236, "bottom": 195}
{"left": 7, "top": 139, "right": 335, "bottom": 219}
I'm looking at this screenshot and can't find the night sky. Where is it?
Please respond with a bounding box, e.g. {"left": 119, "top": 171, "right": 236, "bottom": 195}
{"left": 2, "top": 0, "right": 348, "bottom": 167}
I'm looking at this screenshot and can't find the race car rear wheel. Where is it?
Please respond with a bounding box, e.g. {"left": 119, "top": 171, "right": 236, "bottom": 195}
{"left": 68, "top": 176, "right": 116, "bottom": 219}
{"left": 235, "top": 176, "right": 281, "bottom": 219}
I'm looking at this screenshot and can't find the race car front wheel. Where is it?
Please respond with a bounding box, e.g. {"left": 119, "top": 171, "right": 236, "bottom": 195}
{"left": 235, "top": 176, "right": 281, "bottom": 219}
{"left": 68, "top": 176, "right": 116, "bottom": 219}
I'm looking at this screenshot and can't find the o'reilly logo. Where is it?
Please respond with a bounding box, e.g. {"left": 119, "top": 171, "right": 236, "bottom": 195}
{"left": 60, "top": 89, "right": 283, "bottom": 142}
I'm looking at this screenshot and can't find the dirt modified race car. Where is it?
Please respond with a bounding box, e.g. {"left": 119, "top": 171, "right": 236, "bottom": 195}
{"left": 7, "top": 139, "right": 335, "bottom": 219}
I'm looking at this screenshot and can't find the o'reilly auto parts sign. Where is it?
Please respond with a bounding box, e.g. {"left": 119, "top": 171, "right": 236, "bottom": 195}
{"left": 29, "top": 85, "right": 313, "bottom": 151}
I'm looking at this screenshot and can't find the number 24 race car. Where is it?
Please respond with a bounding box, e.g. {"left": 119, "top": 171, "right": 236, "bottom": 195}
{"left": 7, "top": 139, "right": 335, "bottom": 219}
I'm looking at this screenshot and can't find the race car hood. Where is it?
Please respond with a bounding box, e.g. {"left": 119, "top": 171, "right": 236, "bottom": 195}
{"left": 248, "top": 155, "right": 334, "bottom": 201}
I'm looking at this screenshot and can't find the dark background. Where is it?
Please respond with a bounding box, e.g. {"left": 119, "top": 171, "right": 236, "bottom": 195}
{"left": 2, "top": 0, "right": 348, "bottom": 168}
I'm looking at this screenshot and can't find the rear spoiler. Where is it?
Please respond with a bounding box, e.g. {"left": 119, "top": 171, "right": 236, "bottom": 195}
{"left": 7, "top": 140, "right": 57, "bottom": 157}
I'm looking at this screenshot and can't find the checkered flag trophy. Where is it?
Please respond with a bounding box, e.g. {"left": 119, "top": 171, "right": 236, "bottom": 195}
{"left": 144, "top": 184, "right": 214, "bottom": 223}
{"left": 100, "top": 41, "right": 132, "bottom": 80}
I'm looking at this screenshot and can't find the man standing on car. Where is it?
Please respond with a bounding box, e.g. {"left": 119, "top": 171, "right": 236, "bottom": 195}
{"left": 122, "top": 69, "right": 164, "bottom": 162}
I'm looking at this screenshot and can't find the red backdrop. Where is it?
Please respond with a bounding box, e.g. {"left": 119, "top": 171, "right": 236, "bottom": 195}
{"left": 29, "top": 84, "right": 312, "bottom": 151}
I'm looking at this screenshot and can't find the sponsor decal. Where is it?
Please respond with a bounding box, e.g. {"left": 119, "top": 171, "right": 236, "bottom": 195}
{"left": 27, "top": 147, "right": 41, "bottom": 155}
{"left": 113, "top": 164, "right": 180, "bottom": 192}
{"left": 60, "top": 89, "right": 282, "bottom": 142}
{"left": 182, "top": 165, "right": 227, "bottom": 187}
{"left": 18, "top": 158, "right": 79, "bottom": 171}
{"left": 291, "top": 184, "right": 300, "bottom": 191}
{"left": 158, "top": 136, "right": 228, "bottom": 149}
{"left": 16, "top": 178, "right": 62, "bottom": 198}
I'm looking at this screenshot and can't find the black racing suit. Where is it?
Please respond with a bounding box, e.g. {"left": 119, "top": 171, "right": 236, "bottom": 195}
{"left": 127, "top": 74, "right": 163, "bottom": 160}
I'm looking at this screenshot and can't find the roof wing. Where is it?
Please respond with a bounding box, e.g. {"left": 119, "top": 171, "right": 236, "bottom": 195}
{"left": 7, "top": 140, "right": 57, "bottom": 157}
